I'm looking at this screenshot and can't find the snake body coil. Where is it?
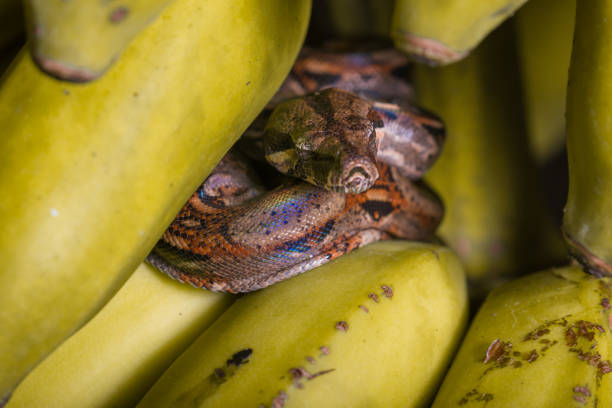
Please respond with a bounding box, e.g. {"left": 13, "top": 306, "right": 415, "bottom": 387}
{"left": 147, "top": 47, "right": 446, "bottom": 293}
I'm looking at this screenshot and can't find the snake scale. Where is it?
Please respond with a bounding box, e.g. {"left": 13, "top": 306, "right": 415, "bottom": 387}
{"left": 147, "top": 46, "right": 446, "bottom": 293}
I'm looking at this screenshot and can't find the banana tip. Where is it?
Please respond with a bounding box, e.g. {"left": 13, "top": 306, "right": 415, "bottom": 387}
{"left": 563, "top": 225, "right": 612, "bottom": 277}
{"left": 391, "top": 31, "right": 468, "bottom": 66}
{"left": 31, "top": 51, "right": 100, "bottom": 83}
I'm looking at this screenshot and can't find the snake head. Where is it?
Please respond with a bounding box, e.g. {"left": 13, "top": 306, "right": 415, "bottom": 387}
{"left": 263, "top": 88, "right": 383, "bottom": 194}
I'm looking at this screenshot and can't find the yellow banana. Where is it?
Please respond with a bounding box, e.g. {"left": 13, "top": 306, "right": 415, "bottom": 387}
{"left": 0, "top": 0, "right": 310, "bottom": 400}
{"left": 414, "top": 22, "right": 565, "bottom": 295}
{"left": 563, "top": 0, "right": 612, "bottom": 277}
{"left": 391, "top": 0, "right": 528, "bottom": 65}
{"left": 24, "top": 0, "right": 175, "bottom": 81}
{"left": 514, "top": 0, "right": 575, "bottom": 164}
{"left": 432, "top": 266, "right": 612, "bottom": 407}
{"left": 136, "top": 241, "right": 468, "bottom": 407}
{"left": 5, "top": 263, "right": 233, "bottom": 408}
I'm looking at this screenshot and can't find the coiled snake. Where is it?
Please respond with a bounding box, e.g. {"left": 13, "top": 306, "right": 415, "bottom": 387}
{"left": 147, "top": 47, "right": 445, "bottom": 293}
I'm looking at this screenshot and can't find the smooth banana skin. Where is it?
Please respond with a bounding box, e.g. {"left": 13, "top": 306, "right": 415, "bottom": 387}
{"left": 514, "top": 0, "right": 575, "bottom": 164}
{"left": 564, "top": 0, "right": 612, "bottom": 277}
{"left": 414, "top": 23, "right": 565, "bottom": 293}
{"left": 6, "top": 263, "right": 234, "bottom": 408}
{"left": 137, "top": 241, "right": 468, "bottom": 408}
{"left": 0, "top": 0, "right": 310, "bottom": 401}
{"left": 24, "top": 0, "right": 175, "bottom": 81}
{"left": 391, "top": 0, "right": 528, "bottom": 65}
{"left": 432, "top": 266, "right": 612, "bottom": 407}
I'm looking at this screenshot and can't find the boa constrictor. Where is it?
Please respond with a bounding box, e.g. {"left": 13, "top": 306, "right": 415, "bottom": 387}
{"left": 147, "top": 47, "right": 445, "bottom": 293}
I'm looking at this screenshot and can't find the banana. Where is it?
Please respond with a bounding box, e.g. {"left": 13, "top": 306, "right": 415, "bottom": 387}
{"left": 0, "top": 0, "right": 310, "bottom": 400}
{"left": 5, "top": 263, "right": 233, "bottom": 408}
{"left": 391, "top": 0, "right": 528, "bottom": 65}
{"left": 563, "top": 0, "right": 612, "bottom": 277}
{"left": 23, "top": 0, "right": 175, "bottom": 81}
{"left": 514, "top": 0, "right": 575, "bottom": 164}
{"left": 136, "top": 241, "right": 468, "bottom": 407}
{"left": 414, "top": 22, "right": 565, "bottom": 294}
{"left": 432, "top": 266, "right": 612, "bottom": 407}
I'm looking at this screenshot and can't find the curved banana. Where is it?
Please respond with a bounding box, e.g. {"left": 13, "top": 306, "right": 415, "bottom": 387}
{"left": 432, "top": 266, "right": 612, "bottom": 407}
{"left": 137, "top": 241, "right": 468, "bottom": 407}
{"left": 391, "top": 0, "right": 528, "bottom": 65}
{"left": 414, "top": 22, "right": 565, "bottom": 294}
{"left": 0, "top": 0, "right": 310, "bottom": 400}
{"left": 23, "top": 0, "right": 175, "bottom": 81}
{"left": 6, "top": 263, "right": 233, "bottom": 408}
{"left": 563, "top": 0, "right": 612, "bottom": 276}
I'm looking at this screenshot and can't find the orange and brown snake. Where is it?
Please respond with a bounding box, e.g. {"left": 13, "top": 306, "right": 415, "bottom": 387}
{"left": 146, "top": 47, "right": 445, "bottom": 293}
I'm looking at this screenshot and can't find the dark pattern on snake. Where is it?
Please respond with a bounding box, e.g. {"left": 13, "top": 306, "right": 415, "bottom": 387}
{"left": 147, "top": 47, "right": 446, "bottom": 293}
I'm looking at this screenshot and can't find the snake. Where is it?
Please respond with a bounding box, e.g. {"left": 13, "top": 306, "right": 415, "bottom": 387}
{"left": 146, "top": 46, "right": 446, "bottom": 293}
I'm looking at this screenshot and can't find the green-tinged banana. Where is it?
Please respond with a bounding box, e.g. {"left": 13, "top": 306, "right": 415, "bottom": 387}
{"left": 414, "top": 22, "right": 565, "bottom": 294}
{"left": 0, "top": 0, "right": 310, "bottom": 401}
{"left": 5, "top": 263, "right": 233, "bottom": 408}
{"left": 432, "top": 266, "right": 612, "bottom": 407}
{"left": 564, "top": 0, "right": 612, "bottom": 277}
{"left": 309, "top": 0, "right": 393, "bottom": 41}
{"left": 137, "top": 241, "right": 468, "bottom": 408}
{"left": 391, "top": 0, "right": 528, "bottom": 65}
{"left": 514, "top": 0, "right": 575, "bottom": 164}
{"left": 24, "top": 0, "right": 174, "bottom": 81}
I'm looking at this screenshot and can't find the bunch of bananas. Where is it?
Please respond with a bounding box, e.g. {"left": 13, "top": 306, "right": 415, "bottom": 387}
{"left": 1, "top": 0, "right": 610, "bottom": 406}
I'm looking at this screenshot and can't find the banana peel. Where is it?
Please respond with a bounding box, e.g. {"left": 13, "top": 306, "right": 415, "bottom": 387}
{"left": 5, "top": 263, "right": 233, "bottom": 408}
{"left": 391, "top": 0, "right": 528, "bottom": 65}
{"left": 432, "top": 266, "right": 612, "bottom": 407}
{"left": 0, "top": 0, "right": 310, "bottom": 400}
{"left": 136, "top": 241, "right": 468, "bottom": 408}
{"left": 24, "top": 0, "right": 175, "bottom": 81}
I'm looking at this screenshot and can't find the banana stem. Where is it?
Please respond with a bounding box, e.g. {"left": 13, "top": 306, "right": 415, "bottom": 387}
{"left": 391, "top": 0, "right": 528, "bottom": 65}
{"left": 564, "top": 0, "right": 612, "bottom": 276}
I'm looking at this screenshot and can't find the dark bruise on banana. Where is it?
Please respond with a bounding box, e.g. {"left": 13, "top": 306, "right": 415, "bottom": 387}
{"left": 457, "top": 278, "right": 612, "bottom": 407}
{"left": 147, "top": 46, "right": 446, "bottom": 293}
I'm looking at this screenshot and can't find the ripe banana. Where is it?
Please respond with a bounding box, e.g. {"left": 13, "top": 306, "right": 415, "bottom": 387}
{"left": 514, "top": 0, "right": 575, "bottom": 164}
{"left": 432, "top": 266, "right": 612, "bottom": 407}
{"left": 414, "top": 22, "right": 565, "bottom": 294}
{"left": 5, "top": 263, "right": 234, "bottom": 408}
{"left": 0, "top": 0, "right": 310, "bottom": 400}
{"left": 137, "top": 241, "right": 468, "bottom": 407}
{"left": 23, "top": 0, "right": 175, "bottom": 81}
{"left": 564, "top": 0, "right": 612, "bottom": 277}
{"left": 391, "top": 0, "right": 528, "bottom": 65}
